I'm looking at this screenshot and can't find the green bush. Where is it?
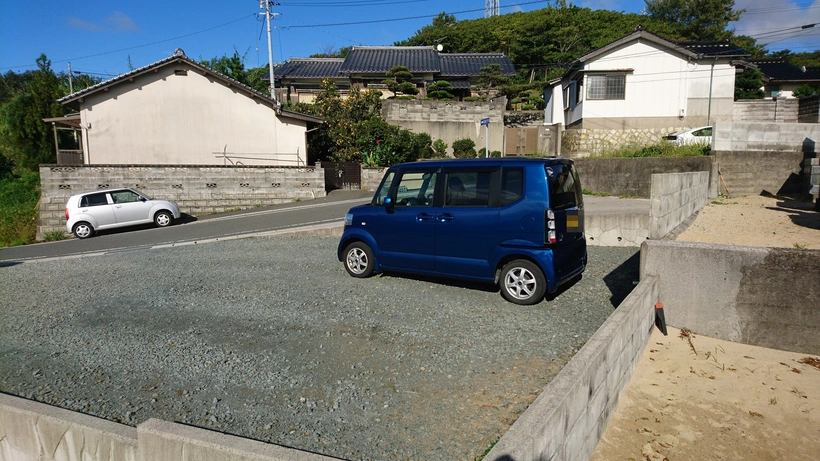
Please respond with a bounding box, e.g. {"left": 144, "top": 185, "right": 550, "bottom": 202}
{"left": 432, "top": 139, "right": 448, "bottom": 158}
{"left": 793, "top": 84, "right": 819, "bottom": 99}
{"left": 0, "top": 171, "right": 40, "bottom": 247}
{"left": 452, "top": 138, "right": 477, "bottom": 158}
{"left": 600, "top": 142, "right": 709, "bottom": 158}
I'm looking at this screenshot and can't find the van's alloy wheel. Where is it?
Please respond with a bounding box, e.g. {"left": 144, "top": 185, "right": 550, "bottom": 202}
{"left": 500, "top": 259, "right": 547, "bottom": 305}
{"left": 72, "top": 222, "right": 93, "bottom": 239}
{"left": 344, "top": 242, "right": 375, "bottom": 278}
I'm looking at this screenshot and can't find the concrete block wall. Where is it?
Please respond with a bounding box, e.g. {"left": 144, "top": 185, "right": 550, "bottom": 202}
{"left": 560, "top": 127, "right": 689, "bottom": 158}
{"left": 485, "top": 275, "right": 659, "bottom": 461}
{"left": 712, "top": 151, "right": 805, "bottom": 197}
{"left": 732, "top": 99, "right": 799, "bottom": 123}
{"left": 640, "top": 240, "right": 820, "bottom": 355}
{"left": 574, "top": 157, "right": 713, "bottom": 199}
{"left": 712, "top": 121, "right": 820, "bottom": 152}
{"left": 361, "top": 167, "right": 387, "bottom": 192}
{"left": 798, "top": 95, "right": 820, "bottom": 123}
{"left": 37, "top": 165, "right": 326, "bottom": 240}
{"left": 382, "top": 99, "right": 506, "bottom": 154}
{"left": 649, "top": 171, "right": 709, "bottom": 239}
{"left": 804, "top": 157, "right": 819, "bottom": 195}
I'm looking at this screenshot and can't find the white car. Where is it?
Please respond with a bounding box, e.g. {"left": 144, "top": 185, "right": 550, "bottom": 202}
{"left": 666, "top": 126, "right": 712, "bottom": 147}
{"left": 65, "top": 188, "right": 180, "bottom": 239}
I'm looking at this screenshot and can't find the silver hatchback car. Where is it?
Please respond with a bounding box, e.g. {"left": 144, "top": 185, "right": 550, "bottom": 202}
{"left": 65, "top": 188, "right": 181, "bottom": 239}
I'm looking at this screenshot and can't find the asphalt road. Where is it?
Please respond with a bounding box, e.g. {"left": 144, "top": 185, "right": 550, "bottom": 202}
{"left": 0, "top": 190, "right": 373, "bottom": 264}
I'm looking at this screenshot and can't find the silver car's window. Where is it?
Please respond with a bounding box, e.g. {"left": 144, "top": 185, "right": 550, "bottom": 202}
{"left": 80, "top": 193, "right": 109, "bottom": 207}
{"left": 111, "top": 190, "right": 141, "bottom": 204}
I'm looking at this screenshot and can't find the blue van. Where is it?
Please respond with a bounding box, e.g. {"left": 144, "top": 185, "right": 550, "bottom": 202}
{"left": 337, "top": 158, "right": 587, "bottom": 305}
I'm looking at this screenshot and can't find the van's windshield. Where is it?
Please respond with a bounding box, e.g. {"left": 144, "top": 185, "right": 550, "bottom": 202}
{"left": 546, "top": 164, "right": 582, "bottom": 210}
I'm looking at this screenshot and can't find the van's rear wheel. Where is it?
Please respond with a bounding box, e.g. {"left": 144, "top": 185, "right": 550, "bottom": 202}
{"left": 344, "top": 242, "right": 375, "bottom": 278}
{"left": 500, "top": 260, "right": 546, "bottom": 305}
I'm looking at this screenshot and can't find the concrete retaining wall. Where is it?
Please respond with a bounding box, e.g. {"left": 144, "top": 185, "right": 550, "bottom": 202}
{"left": 585, "top": 213, "right": 650, "bottom": 247}
{"left": 640, "top": 240, "right": 820, "bottom": 355}
{"left": 37, "top": 164, "right": 325, "bottom": 240}
{"left": 649, "top": 171, "right": 709, "bottom": 239}
{"left": 713, "top": 121, "right": 820, "bottom": 152}
{"left": 486, "top": 275, "right": 659, "bottom": 461}
{"left": 712, "top": 151, "right": 805, "bottom": 197}
{"left": 574, "top": 156, "right": 714, "bottom": 199}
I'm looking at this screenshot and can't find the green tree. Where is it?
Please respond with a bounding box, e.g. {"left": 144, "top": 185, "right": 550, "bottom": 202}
{"left": 432, "top": 139, "right": 448, "bottom": 158}
{"left": 201, "top": 51, "right": 269, "bottom": 94}
{"left": 383, "top": 66, "right": 418, "bottom": 98}
{"left": 793, "top": 84, "right": 819, "bottom": 99}
{"left": 452, "top": 138, "right": 476, "bottom": 158}
{"left": 426, "top": 80, "right": 455, "bottom": 100}
{"left": 644, "top": 0, "right": 744, "bottom": 41}
{"left": 734, "top": 67, "right": 764, "bottom": 100}
{"left": 475, "top": 64, "right": 509, "bottom": 101}
{"left": 0, "top": 54, "right": 66, "bottom": 170}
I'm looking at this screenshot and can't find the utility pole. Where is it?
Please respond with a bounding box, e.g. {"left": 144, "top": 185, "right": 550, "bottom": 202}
{"left": 484, "top": 0, "right": 499, "bottom": 18}
{"left": 67, "top": 62, "right": 74, "bottom": 94}
{"left": 259, "top": 1, "right": 280, "bottom": 102}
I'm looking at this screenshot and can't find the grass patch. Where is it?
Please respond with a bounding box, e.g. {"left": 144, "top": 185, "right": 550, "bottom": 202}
{"left": 600, "top": 142, "right": 710, "bottom": 158}
{"left": 0, "top": 171, "right": 40, "bottom": 247}
{"left": 44, "top": 231, "right": 69, "bottom": 241}
{"left": 582, "top": 189, "right": 611, "bottom": 197}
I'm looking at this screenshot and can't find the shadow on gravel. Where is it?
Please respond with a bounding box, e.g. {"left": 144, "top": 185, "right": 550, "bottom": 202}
{"left": 0, "top": 261, "right": 22, "bottom": 267}
{"left": 603, "top": 251, "right": 641, "bottom": 308}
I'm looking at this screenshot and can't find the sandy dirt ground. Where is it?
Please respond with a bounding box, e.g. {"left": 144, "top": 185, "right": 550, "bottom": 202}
{"left": 590, "top": 195, "right": 820, "bottom": 461}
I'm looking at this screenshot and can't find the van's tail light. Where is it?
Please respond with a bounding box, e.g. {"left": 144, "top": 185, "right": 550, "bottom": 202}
{"left": 65, "top": 207, "right": 69, "bottom": 220}
{"left": 546, "top": 209, "right": 557, "bottom": 244}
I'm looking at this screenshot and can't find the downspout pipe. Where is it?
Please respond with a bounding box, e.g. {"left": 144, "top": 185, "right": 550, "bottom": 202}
{"left": 707, "top": 57, "right": 716, "bottom": 126}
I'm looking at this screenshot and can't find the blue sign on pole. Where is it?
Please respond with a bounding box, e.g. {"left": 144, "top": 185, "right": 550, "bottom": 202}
{"left": 480, "top": 117, "right": 490, "bottom": 126}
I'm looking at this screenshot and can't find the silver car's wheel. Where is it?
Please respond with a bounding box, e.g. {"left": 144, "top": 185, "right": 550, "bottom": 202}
{"left": 500, "top": 259, "right": 547, "bottom": 305}
{"left": 344, "top": 242, "right": 375, "bottom": 278}
{"left": 154, "top": 211, "right": 172, "bottom": 227}
{"left": 72, "top": 222, "right": 94, "bottom": 239}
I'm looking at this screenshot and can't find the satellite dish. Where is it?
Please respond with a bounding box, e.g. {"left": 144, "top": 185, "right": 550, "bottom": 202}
{"left": 436, "top": 44, "right": 443, "bottom": 52}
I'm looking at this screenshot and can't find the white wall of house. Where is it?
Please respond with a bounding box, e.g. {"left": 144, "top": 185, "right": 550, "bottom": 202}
{"left": 79, "top": 63, "right": 308, "bottom": 166}
{"left": 551, "top": 40, "right": 738, "bottom": 129}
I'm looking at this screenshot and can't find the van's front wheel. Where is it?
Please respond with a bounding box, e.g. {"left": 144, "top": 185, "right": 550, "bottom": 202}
{"left": 344, "top": 242, "right": 375, "bottom": 278}
{"left": 500, "top": 260, "right": 546, "bottom": 305}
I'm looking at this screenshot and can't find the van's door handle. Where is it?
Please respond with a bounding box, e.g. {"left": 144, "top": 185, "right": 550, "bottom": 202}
{"left": 438, "top": 213, "right": 455, "bottom": 222}
{"left": 416, "top": 213, "right": 435, "bottom": 222}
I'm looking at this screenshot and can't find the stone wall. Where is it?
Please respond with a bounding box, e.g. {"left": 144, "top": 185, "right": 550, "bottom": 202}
{"left": 733, "top": 98, "right": 799, "bottom": 123}
{"left": 561, "top": 127, "right": 690, "bottom": 158}
{"left": 574, "top": 157, "right": 714, "bottom": 199}
{"left": 38, "top": 164, "right": 325, "bottom": 239}
{"left": 649, "top": 171, "right": 709, "bottom": 239}
{"left": 361, "top": 167, "right": 387, "bottom": 192}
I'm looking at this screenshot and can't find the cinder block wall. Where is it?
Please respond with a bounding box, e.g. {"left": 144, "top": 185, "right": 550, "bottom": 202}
{"left": 361, "top": 167, "right": 387, "bottom": 192}
{"left": 574, "top": 157, "right": 713, "bottom": 198}
{"left": 713, "top": 121, "right": 820, "bottom": 152}
{"left": 486, "top": 275, "right": 658, "bottom": 461}
{"left": 649, "top": 171, "right": 709, "bottom": 238}
{"left": 38, "top": 164, "right": 326, "bottom": 239}
{"left": 733, "top": 99, "right": 799, "bottom": 123}
{"left": 640, "top": 240, "right": 820, "bottom": 355}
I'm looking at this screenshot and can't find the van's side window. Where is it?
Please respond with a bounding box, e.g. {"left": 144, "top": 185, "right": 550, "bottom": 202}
{"left": 546, "top": 165, "right": 582, "bottom": 209}
{"left": 394, "top": 171, "right": 436, "bottom": 207}
{"left": 500, "top": 168, "right": 524, "bottom": 206}
{"left": 374, "top": 172, "right": 395, "bottom": 205}
{"left": 80, "top": 193, "right": 109, "bottom": 207}
{"left": 445, "top": 171, "right": 492, "bottom": 207}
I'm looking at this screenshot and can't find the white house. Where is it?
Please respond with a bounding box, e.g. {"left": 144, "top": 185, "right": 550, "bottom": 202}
{"left": 55, "top": 49, "right": 323, "bottom": 166}
{"left": 545, "top": 28, "right": 749, "bottom": 131}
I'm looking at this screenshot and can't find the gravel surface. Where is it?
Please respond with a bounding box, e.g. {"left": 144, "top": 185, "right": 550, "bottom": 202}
{"left": 0, "top": 237, "right": 638, "bottom": 461}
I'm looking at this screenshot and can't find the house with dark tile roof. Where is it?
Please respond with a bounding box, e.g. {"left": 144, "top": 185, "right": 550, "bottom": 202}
{"left": 748, "top": 58, "right": 820, "bottom": 98}
{"left": 52, "top": 49, "right": 323, "bottom": 166}
{"left": 545, "top": 27, "right": 749, "bottom": 135}
{"left": 273, "top": 46, "right": 515, "bottom": 103}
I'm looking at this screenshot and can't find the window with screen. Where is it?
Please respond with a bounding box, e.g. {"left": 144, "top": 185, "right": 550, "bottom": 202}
{"left": 586, "top": 75, "right": 625, "bottom": 100}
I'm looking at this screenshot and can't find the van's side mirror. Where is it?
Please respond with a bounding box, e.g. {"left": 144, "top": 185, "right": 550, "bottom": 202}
{"left": 384, "top": 197, "right": 394, "bottom": 213}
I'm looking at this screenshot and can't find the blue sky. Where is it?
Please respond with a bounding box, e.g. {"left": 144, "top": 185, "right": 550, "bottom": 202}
{"left": 1, "top": 0, "right": 818, "bottom": 79}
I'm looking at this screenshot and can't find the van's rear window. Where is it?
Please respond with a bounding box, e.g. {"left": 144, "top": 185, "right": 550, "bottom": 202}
{"left": 546, "top": 165, "right": 582, "bottom": 210}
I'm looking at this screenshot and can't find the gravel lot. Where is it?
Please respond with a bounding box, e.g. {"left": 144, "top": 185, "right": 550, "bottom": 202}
{"left": 0, "top": 237, "right": 638, "bottom": 461}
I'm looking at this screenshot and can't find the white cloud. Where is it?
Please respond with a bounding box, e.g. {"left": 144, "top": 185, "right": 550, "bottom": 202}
{"left": 67, "top": 11, "right": 141, "bottom": 33}
{"left": 732, "top": 0, "right": 820, "bottom": 52}
{"left": 105, "top": 12, "right": 141, "bottom": 32}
